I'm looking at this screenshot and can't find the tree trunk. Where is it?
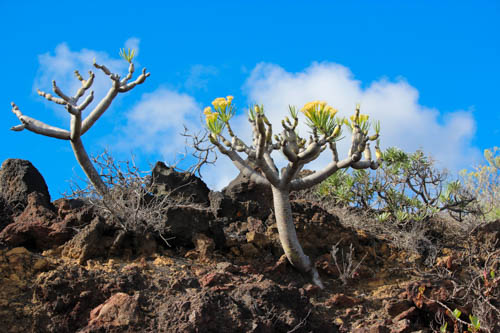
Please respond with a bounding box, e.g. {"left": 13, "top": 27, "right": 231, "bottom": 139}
{"left": 271, "top": 185, "right": 324, "bottom": 289}
{"left": 70, "top": 137, "right": 108, "bottom": 196}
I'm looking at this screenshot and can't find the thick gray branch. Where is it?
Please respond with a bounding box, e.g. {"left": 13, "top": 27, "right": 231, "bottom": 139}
{"left": 77, "top": 91, "right": 94, "bottom": 111}
{"left": 118, "top": 68, "right": 150, "bottom": 92}
{"left": 81, "top": 87, "right": 118, "bottom": 135}
{"left": 74, "top": 70, "right": 95, "bottom": 101}
{"left": 290, "top": 153, "right": 360, "bottom": 191}
{"left": 351, "top": 160, "right": 379, "bottom": 170}
{"left": 212, "top": 138, "right": 270, "bottom": 186}
{"left": 37, "top": 89, "right": 67, "bottom": 105}
{"left": 70, "top": 137, "right": 107, "bottom": 196}
{"left": 10, "top": 102, "right": 70, "bottom": 140}
{"left": 52, "top": 80, "right": 72, "bottom": 103}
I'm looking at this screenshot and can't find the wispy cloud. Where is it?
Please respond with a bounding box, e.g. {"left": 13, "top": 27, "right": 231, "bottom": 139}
{"left": 185, "top": 64, "right": 218, "bottom": 91}
{"left": 113, "top": 87, "right": 201, "bottom": 159}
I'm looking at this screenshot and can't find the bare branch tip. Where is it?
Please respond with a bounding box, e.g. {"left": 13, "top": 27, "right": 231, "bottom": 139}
{"left": 10, "top": 124, "right": 25, "bottom": 132}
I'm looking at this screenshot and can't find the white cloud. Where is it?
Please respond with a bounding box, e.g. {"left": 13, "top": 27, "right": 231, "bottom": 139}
{"left": 34, "top": 49, "right": 479, "bottom": 191}
{"left": 185, "top": 64, "right": 218, "bottom": 91}
{"left": 187, "top": 62, "right": 482, "bottom": 190}
{"left": 223, "top": 62, "right": 481, "bottom": 177}
{"left": 114, "top": 87, "right": 201, "bottom": 158}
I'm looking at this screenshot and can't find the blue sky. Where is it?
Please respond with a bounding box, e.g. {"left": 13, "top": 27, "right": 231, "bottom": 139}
{"left": 1, "top": 1, "right": 498, "bottom": 197}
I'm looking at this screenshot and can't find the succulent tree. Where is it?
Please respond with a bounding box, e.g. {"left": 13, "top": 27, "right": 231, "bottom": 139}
{"left": 9, "top": 49, "right": 149, "bottom": 201}
{"left": 204, "top": 97, "right": 382, "bottom": 288}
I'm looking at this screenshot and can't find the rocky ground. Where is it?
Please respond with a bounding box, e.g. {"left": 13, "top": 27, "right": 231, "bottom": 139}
{"left": 0, "top": 158, "right": 498, "bottom": 333}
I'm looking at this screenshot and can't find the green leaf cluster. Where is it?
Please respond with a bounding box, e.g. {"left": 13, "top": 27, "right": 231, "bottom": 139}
{"left": 460, "top": 147, "right": 500, "bottom": 221}
{"left": 317, "top": 147, "right": 482, "bottom": 224}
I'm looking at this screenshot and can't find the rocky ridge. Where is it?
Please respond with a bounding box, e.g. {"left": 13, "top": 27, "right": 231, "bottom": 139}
{"left": 0, "top": 158, "right": 498, "bottom": 332}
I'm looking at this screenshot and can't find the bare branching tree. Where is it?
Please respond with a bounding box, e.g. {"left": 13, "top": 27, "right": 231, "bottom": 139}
{"left": 10, "top": 49, "right": 149, "bottom": 213}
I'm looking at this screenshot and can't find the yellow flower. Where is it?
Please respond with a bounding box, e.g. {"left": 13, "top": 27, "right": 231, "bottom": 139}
{"left": 350, "top": 114, "right": 369, "bottom": 124}
{"left": 212, "top": 97, "right": 227, "bottom": 108}
{"left": 205, "top": 112, "right": 218, "bottom": 123}
{"left": 226, "top": 95, "right": 234, "bottom": 103}
{"left": 203, "top": 106, "right": 212, "bottom": 115}
{"left": 300, "top": 102, "right": 312, "bottom": 113}
{"left": 327, "top": 106, "right": 338, "bottom": 118}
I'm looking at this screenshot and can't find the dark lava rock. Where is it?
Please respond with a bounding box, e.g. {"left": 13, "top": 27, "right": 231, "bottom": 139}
{"left": 151, "top": 162, "right": 210, "bottom": 206}
{"left": 157, "top": 278, "right": 336, "bottom": 333}
{"left": 474, "top": 219, "right": 500, "bottom": 249}
{"left": 221, "top": 163, "right": 274, "bottom": 220}
{"left": 0, "top": 195, "right": 97, "bottom": 251}
{"left": 0, "top": 196, "right": 13, "bottom": 233}
{"left": 0, "top": 159, "right": 51, "bottom": 213}
{"left": 164, "top": 206, "right": 225, "bottom": 249}
{"left": 32, "top": 263, "right": 149, "bottom": 333}
{"left": 62, "top": 217, "right": 117, "bottom": 264}
{"left": 62, "top": 205, "right": 224, "bottom": 263}
{"left": 0, "top": 193, "right": 62, "bottom": 250}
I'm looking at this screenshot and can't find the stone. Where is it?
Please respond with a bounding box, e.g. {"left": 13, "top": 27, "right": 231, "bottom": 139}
{"left": 0, "top": 196, "right": 13, "bottom": 232}
{"left": 5, "top": 246, "right": 30, "bottom": 257}
{"left": 61, "top": 217, "right": 116, "bottom": 264}
{"left": 198, "top": 272, "right": 229, "bottom": 288}
{"left": 151, "top": 162, "right": 210, "bottom": 206}
{"left": 222, "top": 160, "right": 274, "bottom": 219}
{"left": 209, "top": 191, "right": 239, "bottom": 219}
{"left": 474, "top": 219, "right": 500, "bottom": 249}
{"left": 385, "top": 300, "right": 414, "bottom": 317}
{"left": 246, "top": 231, "right": 270, "bottom": 248}
{"left": 239, "top": 243, "right": 260, "bottom": 257}
{"left": 0, "top": 159, "right": 51, "bottom": 213}
{"left": 193, "top": 233, "right": 215, "bottom": 258}
{"left": 326, "top": 293, "right": 361, "bottom": 308}
{"left": 0, "top": 193, "right": 65, "bottom": 250}
{"left": 87, "top": 292, "right": 140, "bottom": 329}
{"left": 159, "top": 204, "right": 225, "bottom": 249}
{"left": 392, "top": 306, "right": 418, "bottom": 322}
{"left": 390, "top": 319, "right": 411, "bottom": 333}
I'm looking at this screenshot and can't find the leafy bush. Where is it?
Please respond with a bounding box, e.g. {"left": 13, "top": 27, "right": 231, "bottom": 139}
{"left": 460, "top": 147, "right": 500, "bottom": 221}
{"left": 317, "top": 147, "right": 481, "bottom": 223}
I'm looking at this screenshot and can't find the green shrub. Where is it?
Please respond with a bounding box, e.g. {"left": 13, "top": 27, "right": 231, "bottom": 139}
{"left": 460, "top": 147, "right": 500, "bottom": 221}
{"left": 317, "top": 147, "right": 480, "bottom": 223}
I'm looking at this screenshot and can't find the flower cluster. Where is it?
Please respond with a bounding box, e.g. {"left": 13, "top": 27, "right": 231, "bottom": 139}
{"left": 204, "top": 96, "right": 235, "bottom": 134}
{"left": 300, "top": 101, "right": 339, "bottom": 136}
{"left": 349, "top": 113, "right": 369, "bottom": 125}
{"left": 343, "top": 104, "right": 372, "bottom": 134}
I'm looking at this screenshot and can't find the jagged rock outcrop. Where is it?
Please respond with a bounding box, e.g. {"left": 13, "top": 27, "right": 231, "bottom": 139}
{"left": 0, "top": 159, "right": 51, "bottom": 213}
{"left": 0, "top": 194, "right": 97, "bottom": 251}
{"left": 151, "top": 162, "right": 210, "bottom": 206}
{"left": 221, "top": 161, "right": 274, "bottom": 220}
